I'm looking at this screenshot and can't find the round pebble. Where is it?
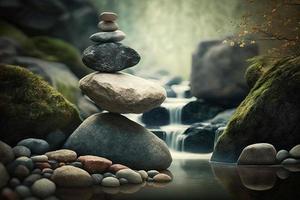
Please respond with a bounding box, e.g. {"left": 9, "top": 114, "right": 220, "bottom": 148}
{"left": 101, "top": 177, "right": 120, "bottom": 187}
{"left": 119, "top": 178, "right": 128, "bottom": 185}
{"left": 45, "top": 149, "right": 77, "bottom": 163}
{"left": 116, "top": 169, "right": 143, "bottom": 184}
{"left": 42, "top": 168, "right": 54, "bottom": 174}
{"left": 153, "top": 173, "right": 172, "bottom": 183}
{"left": 9, "top": 178, "right": 20, "bottom": 188}
{"left": 31, "top": 155, "right": 48, "bottom": 162}
{"left": 276, "top": 150, "right": 290, "bottom": 162}
{"left": 31, "top": 168, "right": 42, "bottom": 174}
{"left": 138, "top": 170, "right": 148, "bottom": 180}
{"left": 103, "top": 172, "right": 116, "bottom": 178}
{"left": 91, "top": 174, "right": 103, "bottom": 185}
{"left": 289, "top": 145, "right": 300, "bottom": 158}
{"left": 15, "top": 185, "right": 31, "bottom": 198}
{"left": 99, "top": 12, "right": 118, "bottom": 21}
{"left": 43, "top": 173, "right": 52, "bottom": 179}
{"left": 14, "top": 165, "right": 30, "bottom": 179}
{"left": 78, "top": 155, "right": 112, "bottom": 174}
{"left": 23, "top": 174, "right": 42, "bottom": 186}
{"left": 109, "top": 164, "right": 129, "bottom": 173}
{"left": 0, "top": 140, "right": 14, "bottom": 165}
{"left": 17, "top": 138, "right": 50, "bottom": 155}
{"left": 31, "top": 178, "right": 56, "bottom": 198}
{"left": 14, "top": 156, "right": 34, "bottom": 171}
{"left": 35, "top": 162, "right": 51, "bottom": 170}
{"left": 147, "top": 170, "right": 159, "bottom": 178}
{"left": 98, "top": 21, "right": 119, "bottom": 32}
{"left": 70, "top": 161, "right": 83, "bottom": 168}
{"left": 13, "top": 146, "right": 31, "bottom": 158}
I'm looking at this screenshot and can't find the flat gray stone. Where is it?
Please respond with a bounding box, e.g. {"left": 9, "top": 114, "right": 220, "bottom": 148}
{"left": 89, "top": 30, "right": 125, "bottom": 43}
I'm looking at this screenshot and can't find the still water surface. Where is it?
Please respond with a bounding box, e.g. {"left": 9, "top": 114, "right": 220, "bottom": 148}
{"left": 56, "top": 152, "right": 300, "bottom": 200}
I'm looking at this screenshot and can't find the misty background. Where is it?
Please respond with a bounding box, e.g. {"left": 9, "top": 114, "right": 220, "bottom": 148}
{"left": 91, "top": 0, "right": 243, "bottom": 79}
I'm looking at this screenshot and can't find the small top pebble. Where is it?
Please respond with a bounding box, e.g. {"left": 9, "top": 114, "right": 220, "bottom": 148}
{"left": 99, "top": 12, "right": 118, "bottom": 21}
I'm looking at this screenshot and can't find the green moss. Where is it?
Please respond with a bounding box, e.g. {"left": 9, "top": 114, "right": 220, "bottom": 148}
{"left": 245, "top": 56, "right": 278, "bottom": 89}
{"left": 212, "top": 56, "right": 300, "bottom": 163}
{"left": 30, "top": 36, "right": 91, "bottom": 78}
{"left": 0, "top": 64, "right": 81, "bottom": 145}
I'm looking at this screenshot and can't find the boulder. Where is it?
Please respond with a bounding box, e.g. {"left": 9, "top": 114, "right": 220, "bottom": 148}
{"left": 79, "top": 72, "right": 166, "bottom": 114}
{"left": 0, "top": 65, "right": 80, "bottom": 145}
{"left": 181, "top": 100, "right": 224, "bottom": 124}
{"left": 190, "top": 39, "right": 258, "bottom": 107}
{"left": 0, "top": 0, "right": 99, "bottom": 50}
{"left": 182, "top": 123, "right": 218, "bottom": 153}
{"left": 64, "top": 113, "right": 172, "bottom": 170}
{"left": 82, "top": 43, "right": 140, "bottom": 72}
{"left": 237, "top": 143, "right": 277, "bottom": 165}
{"left": 142, "top": 107, "right": 170, "bottom": 126}
{"left": 212, "top": 57, "right": 300, "bottom": 163}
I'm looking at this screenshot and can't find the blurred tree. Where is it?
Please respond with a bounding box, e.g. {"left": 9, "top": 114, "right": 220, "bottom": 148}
{"left": 227, "top": 0, "right": 300, "bottom": 57}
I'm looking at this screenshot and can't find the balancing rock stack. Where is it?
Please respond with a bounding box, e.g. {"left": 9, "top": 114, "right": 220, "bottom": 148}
{"left": 64, "top": 12, "right": 172, "bottom": 170}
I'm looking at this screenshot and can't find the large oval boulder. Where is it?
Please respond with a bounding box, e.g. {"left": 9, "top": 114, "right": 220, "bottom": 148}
{"left": 212, "top": 56, "right": 300, "bottom": 163}
{"left": 64, "top": 113, "right": 172, "bottom": 170}
{"left": 79, "top": 72, "right": 166, "bottom": 113}
{"left": 190, "top": 39, "right": 258, "bottom": 107}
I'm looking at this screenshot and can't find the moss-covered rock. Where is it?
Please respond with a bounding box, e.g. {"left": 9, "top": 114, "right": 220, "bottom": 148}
{"left": 0, "top": 64, "right": 81, "bottom": 145}
{"left": 211, "top": 56, "right": 300, "bottom": 163}
{"left": 31, "top": 36, "right": 91, "bottom": 78}
{"left": 245, "top": 56, "right": 277, "bottom": 89}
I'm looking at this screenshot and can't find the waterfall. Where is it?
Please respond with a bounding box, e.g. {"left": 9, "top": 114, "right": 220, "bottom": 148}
{"left": 160, "top": 97, "right": 195, "bottom": 151}
{"left": 171, "top": 81, "right": 190, "bottom": 99}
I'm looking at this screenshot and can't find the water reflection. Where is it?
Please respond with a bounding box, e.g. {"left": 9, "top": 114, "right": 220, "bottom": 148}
{"left": 212, "top": 163, "right": 300, "bottom": 200}
{"left": 54, "top": 154, "right": 300, "bottom": 200}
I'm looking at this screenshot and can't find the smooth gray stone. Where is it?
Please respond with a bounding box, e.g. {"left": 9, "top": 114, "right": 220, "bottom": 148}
{"left": 89, "top": 30, "right": 125, "bottom": 43}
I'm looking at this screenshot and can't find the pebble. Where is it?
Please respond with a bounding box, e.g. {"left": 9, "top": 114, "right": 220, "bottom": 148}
{"left": 116, "top": 169, "right": 143, "bottom": 184}
{"left": 52, "top": 166, "right": 93, "bottom": 187}
{"left": 31, "top": 178, "right": 56, "bottom": 198}
{"left": 13, "top": 165, "right": 30, "bottom": 179}
{"left": 70, "top": 161, "right": 83, "bottom": 168}
{"left": 17, "top": 138, "right": 50, "bottom": 155}
{"left": 13, "top": 146, "right": 31, "bottom": 158}
{"left": 31, "top": 168, "right": 42, "bottom": 174}
{"left": 43, "top": 173, "right": 52, "bottom": 179}
{"left": 42, "top": 168, "right": 54, "bottom": 174}
{"left": 91, "top": 174, "right": 103, "bottom": 185}
{"left": 281, "top": 158, "right": 300, "bottom": 165}
{"left": 138, "top": 170, "right": 148, "bottom": 180}
{"left": 98, "top": 21, "right": 119, "bottom": 32}
{"left": 23, "top": 174, "right": 42, "bottom": 186}
{"left": 1, "top": 187, "right": 19, "bottom": 200}
{"left": 276, "top": 168, "right": 290, "bottom": 179}
{"left": 14, "top": 156, "right": 34, "bottom": 171}
{"left": 15, "top": 185, "right": 31, "bottom": 198}
{"left": 103, "top": 172, "right": 116, "bottom": 178}
{"left": 147, "top": 170, "right": 159, "bottom": 178}
{"left": 44, "top": 196, "right": 60, "bottom": 200}
{"left": 0, "top": 163, "right": 10, "bottom": 188}
{"left": 9, "top": 178, "right": 20, "bottom": 188}
{"left": 109, "top": 164, "right": 129, "bottom": 173}
{"left": 48, "top": 160, "right": 59, "bottom": 169}
{"left": 78, "top": 155, "right": 112, "bottom": 174}
{"left": 89, "top": 30, "right": 126, "bottom": 43}
{"left": 289, "top": 145, "right": 300, "bottom": 158}
{"left": 119, "top": 178, "right": 128, "bottom": 185}
{"left": 45, "top": 149, "right": 77, "bottom": 162}
{"left": 276, "top": 150, "right": 290, "bottom": 163}
{"left": 35, "top": 162, "right": 51, "bottom": 170}
{"left": 101, "top": 177, "right": 120, "bottom": 187}
{"left": 0, "top": 140, "right": 14, "bottom": 165}
{"left": 147, "top": 177, "right": 154, "bottom": 182}
{"left": 153, "top": 173, "right": 172, "bottom": 183}
{"left": 31, "top": 155, "right": 48, "bottom": 162}
{"left": 99, "top": 12, "right": 118, "bottom": 21}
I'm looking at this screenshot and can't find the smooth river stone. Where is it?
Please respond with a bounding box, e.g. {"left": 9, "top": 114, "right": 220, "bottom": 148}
{"left": 99, "top": 12, "right": 118, "bottom": 21}
{"left": 89, "top": 30, "right": 125, "bottom": 43}
{"left": 79, "top": 72, "right": 166, "bottom": 113}
{"left": 82, "top": 43, "right": 140, "bottom": 72}
{"left": 64, "top": 113, "right": 172, "bottom": 170}
{"left": 78, "top": 155, "right": 112, "bottom": 173}
{"left": 98, "top": 21, "right": 119, "bottom": 32}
